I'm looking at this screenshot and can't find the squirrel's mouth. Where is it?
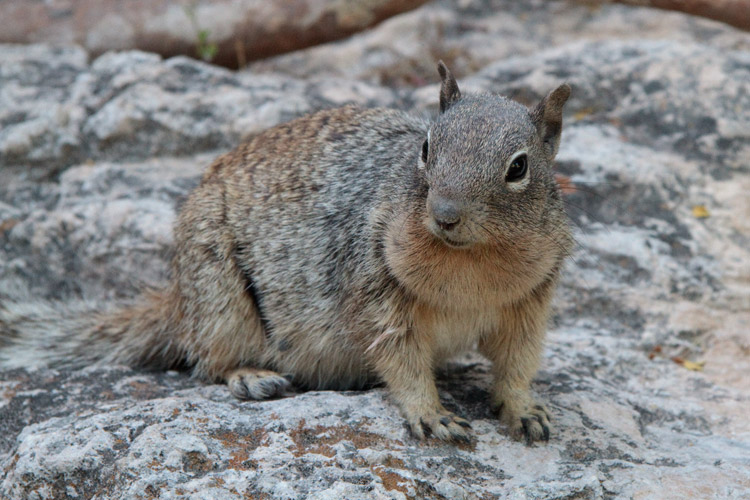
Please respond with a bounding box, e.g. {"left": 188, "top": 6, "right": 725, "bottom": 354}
{"left": 424, "top": 215, "right": 475, "bottom": 249}
{"left": 437, "top": 234, "right": 473, "bottom": 250}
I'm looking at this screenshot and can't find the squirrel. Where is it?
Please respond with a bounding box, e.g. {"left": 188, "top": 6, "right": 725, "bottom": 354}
{"left": 0, "top": 62, "right": 572, "bottom": 444}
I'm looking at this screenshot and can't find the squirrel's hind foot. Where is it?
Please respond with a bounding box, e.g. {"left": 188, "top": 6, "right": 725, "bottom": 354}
{"left": 225, "top": 368, "right": 290, "bottom": 400}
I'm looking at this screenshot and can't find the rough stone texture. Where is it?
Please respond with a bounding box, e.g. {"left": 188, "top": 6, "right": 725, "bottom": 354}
{"left": 611, "top": 0, "right": 750, "bottom": 31}
{"left": 0, "top": 45, "right": 395, "bottom": 180}
{"left": 248, "top": 0, "right": 750, "bottom": 86}
{"left": 0, "top": 0, "right": 430, "bottom": 69}
{"left": 1, "top": 0, "right": 750, "bottom": 498}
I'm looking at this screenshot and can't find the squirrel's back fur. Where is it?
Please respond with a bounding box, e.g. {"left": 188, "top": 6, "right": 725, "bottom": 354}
{"left": 0, "top": 63, "right": 572, "bottom": 443}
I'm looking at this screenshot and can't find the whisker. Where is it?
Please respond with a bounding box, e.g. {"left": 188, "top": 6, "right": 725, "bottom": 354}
{"left": 561, "top": 200, "right": 609, "bottom": 228}
{"left": 562, "top": 185, "right": 611, "bottom": 200}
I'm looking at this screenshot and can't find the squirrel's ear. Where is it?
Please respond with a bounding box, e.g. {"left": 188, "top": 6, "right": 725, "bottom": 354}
{"left": 531, "top": 84, "right": 571, "bottom": 160}
{"left": 437, "top": 61, "right": 461, "bottom": 113}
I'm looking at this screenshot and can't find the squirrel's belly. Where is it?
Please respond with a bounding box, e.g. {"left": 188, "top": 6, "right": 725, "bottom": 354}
{"left": 414, "top": 302, "right": 499, "bottom": 363}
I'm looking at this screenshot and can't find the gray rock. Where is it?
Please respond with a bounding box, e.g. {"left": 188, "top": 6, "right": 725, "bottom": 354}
{"left": 0, "top": 46, "right": 397, "bottom": 179}
{"left": 0, "top": 45, "right": 89, "bottom": 176}
{"left": 0, "top": 156, "right": 208, "bottom": 301}
{"left": 249, "top": 0, "right": 750, "bottom": 86}
{"left": 1, "top": 1, "right": 750, "bottom": 498}
{"left": 0, "top": 0, "right": 431, "bottom": 69}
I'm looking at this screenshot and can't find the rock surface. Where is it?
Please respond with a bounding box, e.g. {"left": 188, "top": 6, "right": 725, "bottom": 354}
{"left": 0, "top": 0, "right": 430, "bottom": 69}
{"left": 1, "top": 0, "right": 750, "bottom": 498}
{"left": 611, "top": 0, "right": 750, "bottom": 32}
{"left": 0, "top": 45, "right": 396, "bottom": 181}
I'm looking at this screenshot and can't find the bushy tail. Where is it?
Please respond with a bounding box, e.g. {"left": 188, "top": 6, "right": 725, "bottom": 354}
{"left": 0, "top": 287, "right": 186, "bottom": 371}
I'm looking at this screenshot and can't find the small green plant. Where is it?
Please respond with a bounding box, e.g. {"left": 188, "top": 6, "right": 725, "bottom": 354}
{"left": 196, "top": 29, "right": 218, "bottom": 62}
{"left": 184, "top": 4, "right": 219, "bottom": 63}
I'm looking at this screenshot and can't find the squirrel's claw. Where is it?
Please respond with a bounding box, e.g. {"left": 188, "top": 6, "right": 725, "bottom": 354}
{"left": 226, "top": 368, "right": 290, "bottom": 400}
{"left": 409, "top": 410, "right": 473, "bottom": 442}
{"left": 503, "top": 403, "right": 552, "bottom": 445}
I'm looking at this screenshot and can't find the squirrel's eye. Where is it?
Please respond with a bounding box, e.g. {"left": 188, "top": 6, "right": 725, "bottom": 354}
{"left": 421, "top": 139, "right": 429, "bottom": 163}
{"left": 505, "top": 154, "right": 528, "bottom": 182}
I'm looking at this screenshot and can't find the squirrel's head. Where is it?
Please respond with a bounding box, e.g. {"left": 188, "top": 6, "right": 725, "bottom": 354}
{"left": 418, "top": 61, "right": 571, "bottom": 249}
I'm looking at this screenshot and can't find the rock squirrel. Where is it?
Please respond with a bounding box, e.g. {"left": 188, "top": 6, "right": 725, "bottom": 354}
{"left": 0, "top": 62, "right": 572, "bottom": 443}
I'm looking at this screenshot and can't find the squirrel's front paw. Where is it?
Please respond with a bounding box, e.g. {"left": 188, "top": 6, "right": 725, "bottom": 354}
{"left": 406, "top": 408, "right": 472, "bottom": 443}
{"left": 500, "top": 401, "right": 551, "bottom": 445}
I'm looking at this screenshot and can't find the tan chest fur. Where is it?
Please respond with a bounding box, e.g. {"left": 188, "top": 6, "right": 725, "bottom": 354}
{"left": 384, "top": 212, "right": 558, "bottom": 311}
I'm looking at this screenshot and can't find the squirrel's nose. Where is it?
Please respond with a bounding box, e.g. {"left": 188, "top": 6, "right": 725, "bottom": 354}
{"left": 430, "top": 198, "right": 462, "bottom": 232}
